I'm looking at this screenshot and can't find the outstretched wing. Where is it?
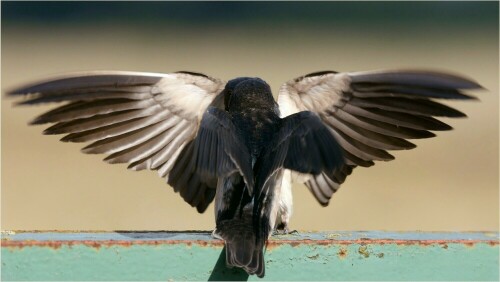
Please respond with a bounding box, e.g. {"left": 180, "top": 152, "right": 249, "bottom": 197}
{"left": 169, "top": 107, "right": 254, "bottom": 194}
{"left": 254, "top": 111, "right": 344, "bottom": 238}
{"left": 8, "top": 70, "right": 226, "bottom": 212}
{"left": 277, "top": 69, "right": 482, "bottom": 206}
{"left": 259, "top": 111, "right": 344, "bottom": 186}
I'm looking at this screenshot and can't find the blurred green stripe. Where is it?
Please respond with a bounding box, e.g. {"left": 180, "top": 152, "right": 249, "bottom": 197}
{"left": 2, "top": 1, "right": 498, "bottom": 30}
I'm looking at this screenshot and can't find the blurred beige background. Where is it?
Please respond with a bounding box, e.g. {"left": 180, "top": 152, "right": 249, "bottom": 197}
{"left": 2, "top": 2, "right": 498, "bottom": 231}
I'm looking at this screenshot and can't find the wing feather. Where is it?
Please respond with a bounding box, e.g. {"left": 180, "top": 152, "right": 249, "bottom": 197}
{"left": 30, "top": 99, "right": 158, "bottom": 124}
{"left": 62, "top": 111, "right": 176, "bottom": 143}
{"left": 104, "top": 125, "right": 182, "bottom": 164}
{"left": 323, "top": 113, "right": 416, "bottom": 150}
{"left": 169, "top": 107, "right": 254, "bottom": 193}
{"left": 335, "top": 109, "right": 436, "bottom": 139}
{"left": 8, "top": 71, "right": 167, "bottom": 95}
{"left": 255, "top": 111, "right": 344, "bottom": 216}
{"left": 348, "top": 70, "right": 481, "bottom": 89}
{"left": 9, "top": 71, "right": 226, "bottom": 212}
{"left": 278, "top": 69, "right": 482, "bottom": 206}
{"left": 154, "top": 121, "right": 197, "bottom": 171}
{"left": 342, "top": 104, "right": 454, "bottom": 131}
{"left": 349, "top": 97, "right": 467, "bottom": 117}
{"left": 43, "top": 107, "right": 163, "bottom": 135}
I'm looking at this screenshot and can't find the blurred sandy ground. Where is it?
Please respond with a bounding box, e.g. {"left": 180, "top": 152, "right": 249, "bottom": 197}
{"left": 1, "top": 2, "right": 498, "bottom": 231}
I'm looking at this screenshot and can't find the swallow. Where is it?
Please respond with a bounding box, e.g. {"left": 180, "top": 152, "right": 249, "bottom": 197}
{"left": 7, "top": 69, "right": 481, "bottom": 277}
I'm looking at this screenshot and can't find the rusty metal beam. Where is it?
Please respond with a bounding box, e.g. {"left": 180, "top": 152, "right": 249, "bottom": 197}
{"left": 2, "top": 231, "right": 499, "bottom": 280}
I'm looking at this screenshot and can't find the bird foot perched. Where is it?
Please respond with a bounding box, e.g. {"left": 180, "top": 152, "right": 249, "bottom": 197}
{"left": 272, "top": 226, "right": 299, "bottom": 236}
{"left": 8, "top": 69, "right": 482, "bottom": 277}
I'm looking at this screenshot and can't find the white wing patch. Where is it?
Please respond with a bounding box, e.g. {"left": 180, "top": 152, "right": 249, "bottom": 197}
{"left": 277, "top": 73, "right": 351, "bottom": 117}
{"left": 153, "top": 74, "right": 225, "bottom": 122}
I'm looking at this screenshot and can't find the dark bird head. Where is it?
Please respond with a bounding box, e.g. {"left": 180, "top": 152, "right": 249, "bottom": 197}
{"left": 223, "top": 77, "right": 252, "bottom": 110}
{"left": 223, "top": 77, "right": 278, "bottom": 114}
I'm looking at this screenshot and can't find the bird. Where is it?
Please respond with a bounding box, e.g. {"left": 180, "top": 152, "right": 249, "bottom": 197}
{"left": 7, "top": 69, "right": 481, "bottom": 277}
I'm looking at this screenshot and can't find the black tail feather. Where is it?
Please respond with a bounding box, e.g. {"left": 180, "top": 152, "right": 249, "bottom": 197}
{"left": 217, "top": 214, "right": 266, "bottom": 277}
{"left": 224, "top": 234, "right": 265, "bottom": 277}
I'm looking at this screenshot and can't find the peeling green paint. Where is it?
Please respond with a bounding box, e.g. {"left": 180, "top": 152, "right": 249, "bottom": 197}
{"left": 2, "top": 231, "right": 499, "bottom": 281}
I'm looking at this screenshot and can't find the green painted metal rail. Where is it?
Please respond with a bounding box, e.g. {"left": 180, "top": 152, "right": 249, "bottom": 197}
{"left": 1, "top": 231, "right": 499, "bottom": 281}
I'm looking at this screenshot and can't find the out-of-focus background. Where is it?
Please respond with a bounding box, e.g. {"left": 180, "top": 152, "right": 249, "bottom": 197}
{"left": 2, "top": 2, "right": 498, "bottom": 231}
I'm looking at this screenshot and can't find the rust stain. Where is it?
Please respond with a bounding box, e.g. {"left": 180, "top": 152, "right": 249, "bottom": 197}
{"left": 464, "top": 242, "right": 475, "bottom": 248}
{"left": 2, "top": 238, "right": 498, "bottom": 250}
{"left": 338, "top": 247, "right": 348, "bottom": 258}
{"left": 1, "top": 240, "right": 225, "bottom": 250}
{"left": 264, "top": 242, "right": 278, "bottom": 251}
{"left": 267, "top": 239, "right": 499, "bottom": 247}
{"left": 284, "top": 241, "right": 302, "bottom": 248}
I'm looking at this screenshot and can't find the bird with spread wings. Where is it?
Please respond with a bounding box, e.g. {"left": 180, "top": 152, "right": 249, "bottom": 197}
{"left": 8, "top": 69, "right": 481, "bottom": 277}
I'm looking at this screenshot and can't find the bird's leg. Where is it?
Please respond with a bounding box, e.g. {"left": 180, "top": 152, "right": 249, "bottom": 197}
{"left": 273, "top": 170, "right": 296, "bottom": 236}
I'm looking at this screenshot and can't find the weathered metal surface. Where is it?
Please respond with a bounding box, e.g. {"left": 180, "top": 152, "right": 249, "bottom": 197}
{"left": 2, "top": 231, "right": 499, "bottom": 281}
